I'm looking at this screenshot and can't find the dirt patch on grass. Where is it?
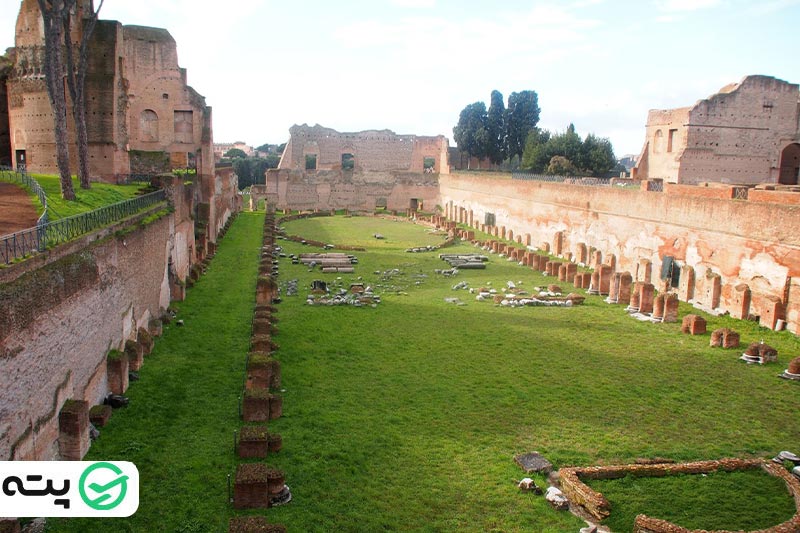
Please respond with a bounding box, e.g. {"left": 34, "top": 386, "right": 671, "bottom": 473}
{"left": 0, "top": 182, "right": 39, "bottom": 236}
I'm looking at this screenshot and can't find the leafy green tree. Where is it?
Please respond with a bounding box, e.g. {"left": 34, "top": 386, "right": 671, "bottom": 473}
{"left": 486, "top": 90, "right": 506, "bottom": 164}
{"left": 579, "top": 134, "right": 617, "bottom": 177}
{"left": 520, "top": 129, "right": 551, "bottom": 172}
{"left": 521, "top": 124, "right": 618, "bottom": 177}
{"left": 225, "top": 148, "right": 247, "bottom": 159}
{"left": 505, "top": 90, "right": 540, "bottom": 162}
{"left": 546, "top": 155, "right": 578, "bottom": 176}
{"left": 233, "top": 157, "right": 277, "bottom": 190}
{"left": 453, "top": 102, "right": 489, "bottom": 168}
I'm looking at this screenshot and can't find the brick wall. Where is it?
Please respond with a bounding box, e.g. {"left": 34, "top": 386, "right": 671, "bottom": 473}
{"left": 267, "top": 169, "right": 440, "bottom": 212}
{"left": 635, "top": 76, "right": 800, "bottom": 185}
{"left": 279, "top": 124, "right": 449, "bottom": 174}
{"left": 440, "top": 173, "right": 800, "bottom": 334}
{"left": 0, "top": 171, "right": 240, "bottom": 460}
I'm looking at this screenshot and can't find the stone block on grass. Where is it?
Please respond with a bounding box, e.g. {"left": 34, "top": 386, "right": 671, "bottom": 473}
{"left": 681, "top": 314, "right": 707, "bottom": 335}
{"left": 59, "top": 399, "right": 89, "bottom": 460}
{"left": 251, "top": 335, "right": 279, "bottom": 353}
{"left": 233, "top": 464, "right": 270, "bottom": 509}
{"left": 125, "top": 339, "right": 144, "bottom": 372}
{"left": 137, "top": 327, "right": 154, "bottom": 355}
{"left": 246, "top": 352, "right": 280, "bottom": 390}
{"left": 89, "top": 404, "right": 112, "bottom": 427}
{"left": 237, "top": 426, "right": 269, "bottom": 458}
{"left": 107, "top": 350, "right": 129, "bottom": 394}
{"left": 242, "top": 389, "right": 272, "bottom": 422}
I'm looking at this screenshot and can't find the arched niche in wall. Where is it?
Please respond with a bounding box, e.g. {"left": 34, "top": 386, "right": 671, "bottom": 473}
{"left": 653, "top": 129, "right": 664, "bottom": 154}
{"left": 778, "top": 143, "right": 800, "bottom": 185}
{"left": 140, "top": 109, "right": 159, "bottom": 142}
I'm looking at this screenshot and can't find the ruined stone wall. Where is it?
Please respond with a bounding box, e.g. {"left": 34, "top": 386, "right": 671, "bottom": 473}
{"left": 0, "top": 176, "right": 207, "bottom": 460}
{"left": 266, "top": 169, "right": 440, "bottom": 212}
{"left": 6, "top": 0, "right": 212, "bottom": 181}
{"left": 440, "top": 172, "right": 800, "bottom": 333}
{"left": 0, "top": 61, "right": 10, "bottom": 166}
{"left": 0, "top": 215, "right": 169, "bottom": 460}
{"left": 634, "top": 76, "right": 800, "bottom": 185}
{"left": 637, "top": 107, "right": 690, "bottom": 183}
{"left": 210, "top": 166, "right": 240, "bottom": 237}
{"left": 123, "top": 25, "right": 213, "bottom": 175}
{"left": 279, "top": 124, "right": 449, "bottom": 174}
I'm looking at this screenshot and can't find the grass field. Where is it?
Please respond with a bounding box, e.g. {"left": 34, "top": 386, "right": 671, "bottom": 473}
{"left": 49, "top": 213, "right": 800, "bottom": 532}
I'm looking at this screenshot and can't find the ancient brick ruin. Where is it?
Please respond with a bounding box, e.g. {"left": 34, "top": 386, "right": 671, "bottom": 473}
{"left": 633, "top": 75, "right": 800, "bottom": 185}
{"left": 440, "top": 170, "right": 800, "bottom": 334}
{"left": 265, "top": 124, "right": 446, "bottom": 212}
{"left": 5, "top": 0, "right": 214, "bottom": 181}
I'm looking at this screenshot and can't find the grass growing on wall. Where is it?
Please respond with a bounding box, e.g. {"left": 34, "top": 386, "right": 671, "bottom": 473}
{"left": 48, "top": 213, "right": 800, "bottom": 532}
{"left": 32, "top": 175, "right": 144, "bottom": 219}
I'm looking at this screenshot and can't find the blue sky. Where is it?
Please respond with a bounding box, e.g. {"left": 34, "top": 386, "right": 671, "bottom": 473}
{"left": 2, "top": 0, "right": 798, "bottom": 156}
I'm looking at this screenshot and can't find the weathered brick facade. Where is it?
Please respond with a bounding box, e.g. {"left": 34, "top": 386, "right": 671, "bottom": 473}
{"left": 440, "top": 172, "right": 800, "bottom": 334}
{"left": 5, "top": 0, "right": 214, "bottom": 182}
{"left": 633, "top": 75, "right": 800, "bottom": 185}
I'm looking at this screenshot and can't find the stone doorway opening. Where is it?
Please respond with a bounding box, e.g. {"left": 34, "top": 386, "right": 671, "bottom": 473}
{"left": 778, "top": 143, "right": 800, "bottom": 185}
{"left": 15, "top": 150, "right": 26, "bottom": 171}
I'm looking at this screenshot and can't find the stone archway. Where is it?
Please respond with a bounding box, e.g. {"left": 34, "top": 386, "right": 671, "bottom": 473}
{"left": 778, "top": 143, "right": 800, "bottom": 185}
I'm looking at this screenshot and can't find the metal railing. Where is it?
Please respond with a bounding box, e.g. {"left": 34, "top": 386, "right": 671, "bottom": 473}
{"left": 512, "top": 171, "right": 612, "bottom": 186}
{"left": 1, "top": 189, "right": 167, "bottom": 264}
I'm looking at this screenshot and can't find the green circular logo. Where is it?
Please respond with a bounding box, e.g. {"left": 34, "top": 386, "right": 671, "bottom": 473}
{"left": 79, "top": 462, "right": 129, "bottom": 511}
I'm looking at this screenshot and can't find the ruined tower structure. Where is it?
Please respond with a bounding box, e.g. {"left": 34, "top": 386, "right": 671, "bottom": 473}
{"left": 5, "top": 0, "right": 214, "bottom": 180}
{"left": 633, "top": 75, "right": 800, "bottom": 185}
{"left": 264, "top": 124, "right": 448, "bottom": 212}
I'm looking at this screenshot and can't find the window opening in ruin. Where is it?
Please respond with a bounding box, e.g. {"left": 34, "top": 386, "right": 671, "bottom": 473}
{"left": 660, "top": 256, "right": 680, "bottom": 289}
{"left": 653, "top": 130, "right": 664, "bottom": 154}
{"left": 305, "top": 154, "right": 317, "bottom": 170}
{"left": 375, "top": 197, "right": 387, "bottom": 209}
{"left": 667, "top": 129, "right": 677, "bottom": 152}
{"left": 409, "top": 198, "right": 420, "bottom": 211}
{"left": 484, "top": 212, "right": 496, "bottom": 226}
{"left": 341, "top": 153, "right": 354, "bottom": 171}
{"left": 162, "top": 93, "right": 169, "bottom": 99}
{"left": 173, "top": 111, "right": 193, "bottom": 144}
{"left": 15, "top": 150, "right": 26, "bottom": 171}
{"left": 778, "top": 143, "right": 800, "bottom": 185}
{"left": 423, "top": 157, "right": 436, "bottom": 173}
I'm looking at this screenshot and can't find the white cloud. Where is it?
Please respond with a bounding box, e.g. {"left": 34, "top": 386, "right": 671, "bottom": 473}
{"left": 656, "top": 0, "right": 721, "bottom": 11}
{"left": 390, "top": 0, "right": 436, "bottom": 8}
{"left": 744, "top": 0, "right": 800, "bottom": 14}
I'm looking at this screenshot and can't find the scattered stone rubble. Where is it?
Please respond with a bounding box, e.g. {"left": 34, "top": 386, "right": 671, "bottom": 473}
{"left": 299, "top": 253, "right": 358, "bottom": 273}
{"left": 780, "top": 357, "right": 800, "bottom": 381}
{"left": 305, "top": 280, "right": 381, "bottom": 307}
{"left": 741, "top": 341, "right": 778, "bottom": 364}
{"left": 439, "top": 253, "right": 488, "bottom": 269}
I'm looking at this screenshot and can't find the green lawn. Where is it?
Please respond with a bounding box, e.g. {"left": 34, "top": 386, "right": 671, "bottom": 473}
{"left": 32, "top": 175, "right": 145, "bottom": 219}
{"left": 47, "top": 213, "right": 800, "bottom": 532}
{"left": 48, "top": 211, "right": 263, "bottom": 533}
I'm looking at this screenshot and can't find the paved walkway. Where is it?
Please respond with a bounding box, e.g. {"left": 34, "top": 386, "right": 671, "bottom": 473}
{"left": 0, "top": 182, "right": 39, "bottom": 236}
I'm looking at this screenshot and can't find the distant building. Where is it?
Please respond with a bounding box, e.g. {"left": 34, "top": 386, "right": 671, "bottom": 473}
{"left": 617, "top": 154, "right": 638, "bottom": 172}
{"left": 214, "top": 141, "right": 254, "bottom": 161}
{"left": 278, "top": 124, "right": 449, "bottom": 173}
{"left": 632, "top": 75, "right": 800, "bottom": 185}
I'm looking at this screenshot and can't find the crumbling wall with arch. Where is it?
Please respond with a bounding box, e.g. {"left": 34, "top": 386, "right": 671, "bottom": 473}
{"left": 633, "top": 76, "right": 800, "bottom": 185}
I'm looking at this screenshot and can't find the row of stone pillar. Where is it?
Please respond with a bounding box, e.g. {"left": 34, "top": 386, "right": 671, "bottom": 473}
{"left": 447, "top": 202, "right": 789, "bottom": 331}
{"left": 231, "top": 207, "right": 288, "bottom": 531}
